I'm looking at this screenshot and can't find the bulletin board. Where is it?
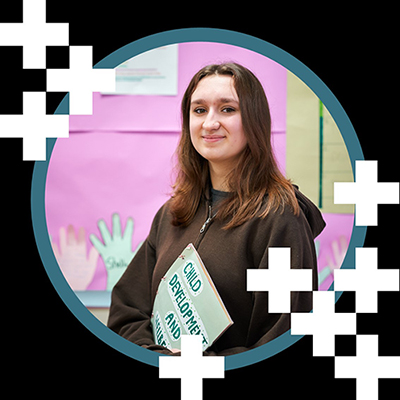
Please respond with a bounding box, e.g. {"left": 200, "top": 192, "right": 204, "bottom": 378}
{"left": 45, "top": 42, "right": 354, "bottom": 308}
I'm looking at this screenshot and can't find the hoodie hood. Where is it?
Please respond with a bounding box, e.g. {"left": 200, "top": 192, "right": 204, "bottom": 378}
{"left": 294, "top": 186, "right": 326, "bottom": 238}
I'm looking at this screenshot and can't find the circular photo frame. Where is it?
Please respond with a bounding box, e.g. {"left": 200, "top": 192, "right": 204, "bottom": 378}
{"left": 31, "top": 28, "right": 366, "bottom": 371}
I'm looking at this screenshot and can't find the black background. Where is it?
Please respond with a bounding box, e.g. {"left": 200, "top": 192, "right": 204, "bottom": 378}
{"left": 1, "top": 2, "right": 398, "bottom": 398}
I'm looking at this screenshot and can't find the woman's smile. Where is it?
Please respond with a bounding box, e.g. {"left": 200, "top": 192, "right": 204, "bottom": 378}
{"left": 202, "top": 134, "right": 226, "bottom": 143}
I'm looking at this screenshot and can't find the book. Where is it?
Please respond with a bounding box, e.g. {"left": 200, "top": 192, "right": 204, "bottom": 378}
{"left": 151, "top": 243, "right": 233, "bottom": 351}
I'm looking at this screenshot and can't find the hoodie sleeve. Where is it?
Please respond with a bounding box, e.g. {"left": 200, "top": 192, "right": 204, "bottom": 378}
{"left": 107, "top": 206, "right": 174, "bottom": 355}
{"left": 205, "top": 202, "right": 323, "bottom": 357}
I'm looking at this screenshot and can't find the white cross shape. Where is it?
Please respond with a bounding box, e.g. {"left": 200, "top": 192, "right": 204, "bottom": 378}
{"left": 46, "top": 46, "right": 116, "bottom": 115}
{"left": 247, "top": 247, "right": 313, "bottom": 313}
{"left": 291, "top": 291, "right": 356, "bottom": 356}
{"left": 0, "top": 0, "right": 69, "bottom": 69}
{"left": 159, "top": 335, "right": 224, "bottom": 400}
{"left": 0, "top": 92, "right": 68, "bottom": 160}
{"left": 334, "top": 160, "right": 399, "bottom": 226}
{"left": 335, "top": 335, "right": 400, "bottom": 400}
{"left": 334, "top": 247, "right": 399, "bottom": 313}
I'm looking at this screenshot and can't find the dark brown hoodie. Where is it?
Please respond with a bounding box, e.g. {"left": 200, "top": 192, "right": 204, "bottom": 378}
{"left": 108, "top": 187, "right": 325, "bottom": 356}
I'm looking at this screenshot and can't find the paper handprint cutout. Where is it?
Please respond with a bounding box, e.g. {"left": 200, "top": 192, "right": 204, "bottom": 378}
{"left": 90, "top": 213, "right": 143, "bottom": 291}
{"left": 317, "top": 235, "right": 349, "bottom": 286}
{"left": 51, "top": 225, "right": 99, "bottom": 291}
{"left": 51, "top": 214, "right": 143, "bottom": 292}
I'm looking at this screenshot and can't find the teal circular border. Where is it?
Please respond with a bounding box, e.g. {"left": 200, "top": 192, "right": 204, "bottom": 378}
{"left": 31, "top": 28, "right": 366, "bottom": 371}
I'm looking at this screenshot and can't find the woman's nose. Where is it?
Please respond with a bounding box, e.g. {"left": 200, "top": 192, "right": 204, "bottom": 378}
{"left": 202, "top": 111, "right": 221, "bottom": 131}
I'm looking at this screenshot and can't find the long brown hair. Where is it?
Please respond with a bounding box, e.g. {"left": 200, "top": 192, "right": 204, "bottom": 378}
{"left": 170, "top": 62, "right": 299, "bottom": 229}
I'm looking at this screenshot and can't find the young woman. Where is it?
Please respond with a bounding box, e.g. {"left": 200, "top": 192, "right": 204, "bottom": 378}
{"left": 107, "top": 63, "right": 325, "bottom": 356}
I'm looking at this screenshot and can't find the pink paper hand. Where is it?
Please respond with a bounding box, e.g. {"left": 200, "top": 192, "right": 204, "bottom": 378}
{"left": 326, "top": 235, "right": 348, "bottom": 271}
{"left": 52, "top": 225, "right": 99, "bottom": 291}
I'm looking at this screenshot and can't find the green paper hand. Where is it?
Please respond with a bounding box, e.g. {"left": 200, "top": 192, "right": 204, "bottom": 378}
{"left": 90, "top": 213, "right": 142, "bottom": 291}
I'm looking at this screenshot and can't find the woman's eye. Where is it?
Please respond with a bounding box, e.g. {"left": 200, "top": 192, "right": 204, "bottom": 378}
{"left": 193, "top": 107, "right": 206, "bottom": 114}
{"left": 222, "top": 107, "right": 235, "bottom": 113}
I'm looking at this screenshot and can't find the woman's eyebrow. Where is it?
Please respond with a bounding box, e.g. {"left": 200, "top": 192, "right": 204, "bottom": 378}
{"left": 191, "top": 97, "right": 239, "bottom": 105}
{"left": 191, "top": 99, "right": 205, "bottom": 105}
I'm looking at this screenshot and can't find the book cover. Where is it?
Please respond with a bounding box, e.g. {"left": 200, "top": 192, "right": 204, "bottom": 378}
{"left": 151, "top": 243, "right": 233, "bottom": 351}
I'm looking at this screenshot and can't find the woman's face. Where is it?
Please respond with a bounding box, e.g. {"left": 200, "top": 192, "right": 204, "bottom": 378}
{"left": 189, "top": 75, "right": 247, "bottom": 173}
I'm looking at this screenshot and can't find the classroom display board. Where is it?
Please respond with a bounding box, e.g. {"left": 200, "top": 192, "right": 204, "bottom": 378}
{"left": 45, "top": 42, "right": 354, "bottom": 307}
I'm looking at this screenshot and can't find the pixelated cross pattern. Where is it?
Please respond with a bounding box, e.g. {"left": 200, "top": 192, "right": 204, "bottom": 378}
{"left": 47, "top": 46, "right": 116, "bottom": 115}
{"left": 0, "top": 0, "right": 69, "bottom": 68}
{"left": 291, "top": 291, "right": 357, "bottom": 357}
{"left": 334, "top": 247, "right": 400, "bottom": 313}
{"left": 334, "top": 160, "right": 399, "bottom": 226}
{"left": 159, "top": 335, "right": 225, "bottom": 400}
{"left": 335, "top": 335, "right": 400, "bottom": 400}
{"left": 0, "top": 92, "right": 69, "bottom": 160}
{"left": 247, "top": 247, "right": 313, "bottom": 313}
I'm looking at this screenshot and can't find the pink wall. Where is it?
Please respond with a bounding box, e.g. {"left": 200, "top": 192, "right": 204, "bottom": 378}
{"left": 45, "top": 41, "right": 353, "bottom": 294}
{"left": 69, "top": 42, "right": 287, "bottom": 134}
{"left": 45, "top": 42, "right": 287, "bottom": 291}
